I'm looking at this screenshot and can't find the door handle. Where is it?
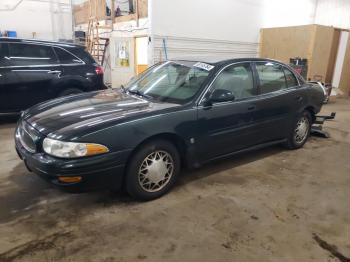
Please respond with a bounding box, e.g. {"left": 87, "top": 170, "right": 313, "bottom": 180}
{"left": 247, "top": 105, "right": 256, "bottom": 111}
{"left": 295, "top": 96, "right": 303, "bottom": 102}
{"left": 47, "top": 70, "right": 61, "bottom": 74}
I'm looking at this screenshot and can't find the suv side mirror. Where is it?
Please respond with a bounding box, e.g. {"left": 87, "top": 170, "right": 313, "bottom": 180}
{"left": 210, "top": 89, "right": 235, "bottom": 103}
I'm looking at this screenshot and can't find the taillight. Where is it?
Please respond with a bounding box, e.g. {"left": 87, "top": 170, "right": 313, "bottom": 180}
{"left": 95, "top": 66, "right": 104, "bottom": 75}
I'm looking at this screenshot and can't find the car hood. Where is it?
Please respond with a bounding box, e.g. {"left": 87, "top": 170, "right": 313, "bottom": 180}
{"left": 23, "top": 89, "right": 179, "bottom": 139}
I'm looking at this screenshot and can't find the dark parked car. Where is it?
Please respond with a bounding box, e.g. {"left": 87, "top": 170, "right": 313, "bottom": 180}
{"left": 0, "top": 38, "right": 106, "bottom": 115}
{"left": 15, "top": 58, "right": 324, "bottom": 200}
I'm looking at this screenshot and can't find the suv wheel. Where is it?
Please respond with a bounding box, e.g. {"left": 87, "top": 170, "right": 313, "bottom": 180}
{"left": 285, "top": 111, "right": 312, "bottom": 149}
{"left": 59, "top": 88, "right": 83, "bottom": 97}
{"left": 126, "top": 140, "right": 180, "bottom": 201}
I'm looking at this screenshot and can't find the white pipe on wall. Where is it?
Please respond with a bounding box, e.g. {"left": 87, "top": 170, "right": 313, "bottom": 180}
{"left": 0, "top": 0, "right": 25, "bottom": 11}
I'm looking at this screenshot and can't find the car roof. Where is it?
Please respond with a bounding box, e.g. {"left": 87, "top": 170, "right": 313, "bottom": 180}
{"left": 171, "top": 56, "right": 285, "bottom": 66}
{"left": 0, "top": 37, "right": 83, "bottom": 48}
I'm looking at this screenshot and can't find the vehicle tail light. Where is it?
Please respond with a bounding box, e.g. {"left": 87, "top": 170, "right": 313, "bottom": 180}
{"left": 95, "top": 66, "right": 104, "bottom": 75}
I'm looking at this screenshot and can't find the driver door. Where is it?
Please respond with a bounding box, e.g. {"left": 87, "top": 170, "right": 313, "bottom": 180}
{"left": 196, "top": 62, "right": 260, "bottom": 160}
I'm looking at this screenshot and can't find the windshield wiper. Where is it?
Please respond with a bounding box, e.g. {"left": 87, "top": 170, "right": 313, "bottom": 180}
{"left": 120, "top": 84, "right": 126, "bottom": 93}
{"left": 127, "top": 89, "right": 152, "bottom": 100}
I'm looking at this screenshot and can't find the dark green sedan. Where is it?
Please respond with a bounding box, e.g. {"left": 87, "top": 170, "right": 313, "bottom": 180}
{"left": 15, "top": 58, "right": 325, "bottom": 200}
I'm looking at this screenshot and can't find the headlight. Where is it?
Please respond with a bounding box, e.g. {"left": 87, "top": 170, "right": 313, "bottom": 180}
{"left": 42, "top": 138, "right": 109, "bottom": 158}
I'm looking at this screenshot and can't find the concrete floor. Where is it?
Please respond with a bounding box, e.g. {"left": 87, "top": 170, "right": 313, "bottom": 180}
{"left": 0, "top": 99, "right": 350, "bottom": 262}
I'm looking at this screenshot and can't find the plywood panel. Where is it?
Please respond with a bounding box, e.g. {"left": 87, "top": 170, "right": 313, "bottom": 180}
{"left": 260, "top": 25, "right": 314, "bottom": 64}
{"left": 138, "top": 0, "right": 148, "bottom": 18}
{"left": 338, "top": 34, "right": 350, "bottom": 96}
{"left": 73, "top": 0, "right": 106, "bottom": 25}
{"left": 260, "top": 24, "right": 336, "bottom": 82}
{"left": 308, "top": 25, "right": 335, "bottom": 82}
{"left": 326, "top": 29, "right": 341, "bottom": 83}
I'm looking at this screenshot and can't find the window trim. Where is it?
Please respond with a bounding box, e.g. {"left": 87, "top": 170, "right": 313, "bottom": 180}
{"left": 0, "top": 42, "right": 86, "bottom": 68}
{"left": 198, "top": 61, "right": 257, "bottom": 106}
{"left": 7, "top": 42, "right": 58, "bottom": 65}
{"left": 53, "top": 46, "right": 85, "bottom": 65}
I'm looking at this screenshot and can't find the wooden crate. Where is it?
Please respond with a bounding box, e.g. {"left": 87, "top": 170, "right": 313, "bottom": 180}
{"left": 260, "top": 25, "right": 337, "bottom": 83}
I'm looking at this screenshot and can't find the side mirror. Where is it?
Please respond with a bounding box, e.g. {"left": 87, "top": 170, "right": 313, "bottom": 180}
{"left": 210, "top": 89, "right": 235, "bottom": 103}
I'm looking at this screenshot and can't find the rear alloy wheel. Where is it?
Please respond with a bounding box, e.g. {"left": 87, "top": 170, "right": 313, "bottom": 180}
{"left": 294, "top": 116, "right": 310, "bottom": 144}
{"left": 126, "top": 140, "right": 180, "bottom": 201}
{"left": 285, "top": 111, "right": 312, "bottom": 149}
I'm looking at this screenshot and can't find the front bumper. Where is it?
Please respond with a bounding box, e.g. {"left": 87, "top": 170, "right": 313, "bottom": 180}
{"left": 15, "top": 133, "right": 131, "bottom": 193}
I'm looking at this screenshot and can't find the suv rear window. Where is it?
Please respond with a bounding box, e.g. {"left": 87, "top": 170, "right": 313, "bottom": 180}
{"left": 8, "top": 43, "right": 57, "bottom": 66}
{"left": 54, "top": 47, "right": 83, "bottom": 64}
{"left": 70, "top": 48, "right": 96, "bottom": 64}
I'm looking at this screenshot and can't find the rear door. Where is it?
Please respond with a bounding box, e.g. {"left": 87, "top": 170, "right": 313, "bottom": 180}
{"left": 252, "top": 61, "right": 303, "bottom": 143}
{"left": 0, "top": 42, "right": 10, "bottom": 113}
{"left": 4, "top": 42, "right": 61, "bottom": 112}
{"left": 53, "top": 46, "right": 93, "bottom": 92}
{"left": 196, "top": 62, "right": 260, "bottom": 160}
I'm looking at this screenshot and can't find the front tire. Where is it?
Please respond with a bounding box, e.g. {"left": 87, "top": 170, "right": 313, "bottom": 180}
{"left": 125, "top": 140, "right": 180, "bottom": 201}
{"left": 285, "top": 111, "right": 312, "bottom": 149}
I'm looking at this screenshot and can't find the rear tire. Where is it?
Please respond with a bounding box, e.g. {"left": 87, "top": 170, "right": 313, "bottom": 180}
{"left": 284, "top": 111, "right": 312, "bottom": 149}
{"left": 59, "top": 88, "right": 83, "bottom": 97}
{"left": 125, "top": 140, "right": 180, "bottom": 201}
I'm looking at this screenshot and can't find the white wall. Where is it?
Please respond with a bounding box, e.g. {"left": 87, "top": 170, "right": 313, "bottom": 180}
{"left": 0, "top": 0, "right": 73, "bottom": 41}
{"left": 262, "top": 0, "right": 317, "bottom": 28}
{"left": 315, "top": 0, "right": 350, "bottom": 29}
{"left": 149, "top": 0, "right": 317, "bottom": 62}
{"left": 151, "top": 0, "right": 317, "bottom": 44}
{"left": 332, "top": 31, "right": 349, "bottom": 88}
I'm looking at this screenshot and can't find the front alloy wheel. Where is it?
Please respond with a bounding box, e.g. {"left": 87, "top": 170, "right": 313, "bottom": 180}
{"left": 126, "top": 140, "right": 180, "bottom": 201}
{"left": 138, "top": 150, "right": 174, "bottom": 192}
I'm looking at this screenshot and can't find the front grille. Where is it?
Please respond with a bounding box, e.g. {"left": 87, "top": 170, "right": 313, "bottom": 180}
{"left": 17, "top": 122, "right": 37, "bottom": 153}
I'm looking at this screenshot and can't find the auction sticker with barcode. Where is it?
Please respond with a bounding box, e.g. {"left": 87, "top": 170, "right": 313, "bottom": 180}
{"left": 193, "top": 62, "right": 215, "bottom": 71}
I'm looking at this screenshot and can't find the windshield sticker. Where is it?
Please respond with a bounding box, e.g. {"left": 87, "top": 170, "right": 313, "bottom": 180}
{"left": 193, "top": 62, "right": 215, "bottom": 71}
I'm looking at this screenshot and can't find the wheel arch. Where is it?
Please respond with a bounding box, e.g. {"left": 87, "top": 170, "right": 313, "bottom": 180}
{"left": 304, "top": 106, "right": 316, "bottom": 122}
{"left": 125, "top": 132, "right": 188, "bottom": 171}
{"left": 52, "top": 78, "right": 88, "bottom": 96}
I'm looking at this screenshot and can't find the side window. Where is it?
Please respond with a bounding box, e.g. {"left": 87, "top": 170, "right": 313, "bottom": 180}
{"left": 0, "top": 43, "right": 9, "bottom": 66}
{"left": 210, "top": 63, "right": 255, "bottom": 101}
{"left": 256, "top": 62, "right": 287, "bottom": 94}
{"left": 0, "top": 43, "right": 5, "bottom": 66}
{"left": 8, "top": 43, "right": 57, "bottom": 66}
{"left": 283, "top": 67, "right": 299, "bottom": 87}
{"left": 54, "top": 47, "right": 83, "bottom": 64}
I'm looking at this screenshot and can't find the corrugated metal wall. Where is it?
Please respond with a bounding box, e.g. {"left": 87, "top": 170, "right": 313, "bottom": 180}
{"left": 152, "top": 35, "right": 259, "bottom": 64}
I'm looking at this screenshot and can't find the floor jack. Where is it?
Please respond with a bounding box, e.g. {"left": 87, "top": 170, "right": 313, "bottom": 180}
{"left": 311, "top": 112, "right": 336, "bottom": 138}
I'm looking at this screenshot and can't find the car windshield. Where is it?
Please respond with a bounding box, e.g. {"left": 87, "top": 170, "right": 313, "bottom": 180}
{"left": 124, "top": 61, "right": 213, "bottom": 104}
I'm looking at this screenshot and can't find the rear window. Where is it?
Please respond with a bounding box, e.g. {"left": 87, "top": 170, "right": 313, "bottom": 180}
{"left": 54, "top": 47, "right": 83, "bottom": 64}
{"left": 8, "top": 43, "right": 57, "bottom": 66}
{"left": 256, "top": 62, "right": 287, "bottom": 94}
{"left": 68, "top": 47, "right": 96, "bottom": 64}
{"left": 283, "top": 67, "right": 299, "bottom": 87}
